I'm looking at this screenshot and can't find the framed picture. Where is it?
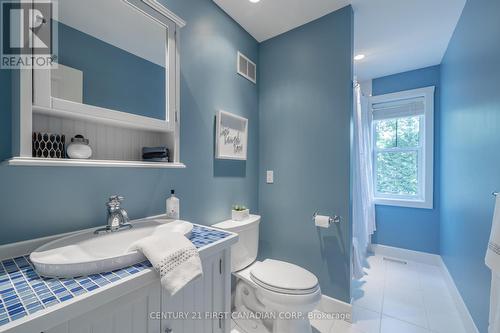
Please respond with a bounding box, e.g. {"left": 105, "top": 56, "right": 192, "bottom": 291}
{"left": 215, "top": 110, "right": 248, "bottom": 160}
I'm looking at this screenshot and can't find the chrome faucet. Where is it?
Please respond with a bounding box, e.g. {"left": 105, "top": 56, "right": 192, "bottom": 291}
{"left": 95, "top": 195, "right": 133, "bottom": 234}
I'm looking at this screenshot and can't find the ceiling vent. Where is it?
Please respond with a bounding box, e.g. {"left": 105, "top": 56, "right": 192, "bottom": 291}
{"left": 237, "top": 51, "right": 256, "bottom": 84}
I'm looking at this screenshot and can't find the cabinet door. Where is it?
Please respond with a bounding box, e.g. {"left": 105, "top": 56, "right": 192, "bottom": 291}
{"left": 45, "top": 282, "right": 161, "bottom": 333}
{"left": 161, "top": 250, "right": 229, "bottom": 333}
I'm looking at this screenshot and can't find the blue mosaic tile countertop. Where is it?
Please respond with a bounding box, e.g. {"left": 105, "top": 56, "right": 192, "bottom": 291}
{"left": 0, "top": 225, "right": 231, "bottom": 329}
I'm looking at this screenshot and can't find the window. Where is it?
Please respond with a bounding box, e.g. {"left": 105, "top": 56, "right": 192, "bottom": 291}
{"left": 370, "top": 87, "right": 434, "bottom": 209}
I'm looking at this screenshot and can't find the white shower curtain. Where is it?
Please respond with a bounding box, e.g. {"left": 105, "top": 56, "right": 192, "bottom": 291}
{"left": 352, "top": 83, "right": 376, "bottom": 279}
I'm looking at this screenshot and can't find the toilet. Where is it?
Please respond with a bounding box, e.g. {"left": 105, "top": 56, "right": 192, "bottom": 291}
{"left": 213, "top": 215, "right": 321, "bottom": 333}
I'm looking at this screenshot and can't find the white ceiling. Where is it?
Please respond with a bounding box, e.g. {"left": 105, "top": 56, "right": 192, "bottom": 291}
{"left": 213, "top": 0, "right": 466, "bottom": 81}
{"left": 213, "top": 0, "right": 350, "bottom": 43}
{"left": 352, "top": 0, "right": 466, "bottom": 81}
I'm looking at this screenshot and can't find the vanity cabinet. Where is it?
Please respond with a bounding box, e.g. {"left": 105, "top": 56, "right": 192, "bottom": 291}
{"left": 39, "top": 250, "right": 231, "bottom": 333}
{"left": 45, "top": 283, "right": 161, "bottom": 333}
{"left": 161, "top": 251, "right": 227, "bottom": 333}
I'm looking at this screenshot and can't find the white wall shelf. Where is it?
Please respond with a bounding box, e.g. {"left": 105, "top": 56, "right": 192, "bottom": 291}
{"left": 9, "top": 1, "right": 186, "bottom": 168}
{"left": 4, "top": 157, "right": 186, "bottom": 169}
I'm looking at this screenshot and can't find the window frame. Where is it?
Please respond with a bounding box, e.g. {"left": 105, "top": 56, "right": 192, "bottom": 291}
{"left": 369, "top": 86, "right": 435, "bottom": 209}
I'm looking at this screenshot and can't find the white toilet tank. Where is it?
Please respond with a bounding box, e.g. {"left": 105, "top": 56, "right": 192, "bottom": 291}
{"left": 213, "top": 215, "right": 260, "bottom": 272}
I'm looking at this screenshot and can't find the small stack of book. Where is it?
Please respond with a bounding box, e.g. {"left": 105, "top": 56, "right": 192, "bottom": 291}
{"left": 142, "top": 146, "right": 169, "bottom": 162}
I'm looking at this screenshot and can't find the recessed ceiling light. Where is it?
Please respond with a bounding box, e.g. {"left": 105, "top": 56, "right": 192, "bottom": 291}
{"left": 249, "top": 0, "right": 261, "bottom": 3}
{"left": 354, "top": 54, "right": 365, "bottom": 61}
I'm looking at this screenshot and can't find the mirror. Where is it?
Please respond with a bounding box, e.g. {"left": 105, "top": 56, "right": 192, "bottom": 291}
{"left": 51, "top": 0, "right": 168, "bottom": 121}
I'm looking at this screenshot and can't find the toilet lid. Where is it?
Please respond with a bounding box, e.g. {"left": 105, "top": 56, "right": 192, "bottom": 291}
{"left": 250, "top": 259, "right": 319, "bottom": 295}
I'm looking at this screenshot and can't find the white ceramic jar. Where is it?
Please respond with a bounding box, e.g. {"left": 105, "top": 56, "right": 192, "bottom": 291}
{"left": 66, "top": 135, "right": 92, "bottom": 159}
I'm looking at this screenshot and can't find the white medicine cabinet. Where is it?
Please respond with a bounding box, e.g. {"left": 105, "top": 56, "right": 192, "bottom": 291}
{"left": 7, "top": 0, "right": 186, "bottom": 168}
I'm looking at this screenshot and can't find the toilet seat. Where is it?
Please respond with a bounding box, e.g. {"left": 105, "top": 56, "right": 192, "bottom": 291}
{"left": 249, "top": 259, "right": 319, "bottom": 295}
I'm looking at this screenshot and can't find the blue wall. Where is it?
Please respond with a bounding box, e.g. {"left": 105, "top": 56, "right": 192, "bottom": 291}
{"left": 372, "top": 65, "right": 441, "bottom": 254}
{"left": 258, "top": 7, "right": 353, "bottom": 302}
{"left": 0, "top": 0, "right": 356, "bottom": 306}
{"left": 440, "top": 0, "right": 500, "bottom": 331}
{"left": 58, "top": 22, "right": 166, "bottom": 120}
{"left": 0, "top": 0, "right": 259, "bottom": 245}
{"left": 0, "top": 65, "right": 10, "bottom": 162}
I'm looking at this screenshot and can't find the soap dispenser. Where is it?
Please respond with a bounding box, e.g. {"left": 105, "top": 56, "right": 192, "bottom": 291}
{"left": 166, "top": 189, "right": 180, "bottom": 219}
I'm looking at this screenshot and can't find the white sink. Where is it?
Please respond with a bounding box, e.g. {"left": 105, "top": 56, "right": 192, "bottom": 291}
{"left": 30, "top": 219, "right": 193, "bottom": 278}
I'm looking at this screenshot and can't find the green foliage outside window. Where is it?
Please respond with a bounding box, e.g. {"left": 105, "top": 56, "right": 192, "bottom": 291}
{"left": 375, "top": 116, "right": 421, "bottom": 196}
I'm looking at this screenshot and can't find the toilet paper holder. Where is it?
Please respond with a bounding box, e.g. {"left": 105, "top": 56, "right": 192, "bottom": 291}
{"left": 312, "top": 211, "right": 341, "bottom": 224}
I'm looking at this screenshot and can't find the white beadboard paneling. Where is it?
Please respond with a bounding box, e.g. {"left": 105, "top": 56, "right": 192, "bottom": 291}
{"left": 162, "top": 254, "right": 230, "bottom": 333}
{"left": 44, "top": 283, "right": 160, "bottom": 333}
{"left": 183, "top": 281, "right": 195, "bottom": 332}
{"left": 213, "top": 254, "right": 225, "bottom": 333}
{"left": 193, "top": 275, "right": 205, "bottom": 332}
{"left": 204, "top": 256, "right": 214, "bottom": 332}
{"left": 32, "top": 113, "right": 174, "bottom": 163}
{"left": 131, "top": 295, "right": 148, "bottom": 333}
{"left": 159, "top": 252, "right": 229, "bottom": 333}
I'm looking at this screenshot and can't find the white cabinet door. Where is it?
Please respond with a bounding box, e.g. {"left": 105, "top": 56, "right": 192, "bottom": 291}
{"left": 43, "top": 249, "right": 232, "bottom": 333}
{"left": 45, "top": 282, "right": 161, "bottom": 333}
{"left": 161, "top": 250, "right": 230, "bottom": 333}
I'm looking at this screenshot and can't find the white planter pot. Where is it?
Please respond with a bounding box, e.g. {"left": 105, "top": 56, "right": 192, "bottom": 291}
{"left": 232, "top": 209, "right": 250, "bottom": 221}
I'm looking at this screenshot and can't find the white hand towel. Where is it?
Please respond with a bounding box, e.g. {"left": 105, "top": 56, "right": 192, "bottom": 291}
{"left": 129, "top": 225, "right": 202, "bottom": 296}
{"left": 486, "top": 196, "right": 500, "bottom": 274}
{"left": 490, "top": 273, "right": 500, "bottom": 333}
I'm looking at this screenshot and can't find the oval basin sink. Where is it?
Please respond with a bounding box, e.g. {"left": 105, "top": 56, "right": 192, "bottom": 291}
{"left": 30, "top": 219, "right": 193, "bottom": 278}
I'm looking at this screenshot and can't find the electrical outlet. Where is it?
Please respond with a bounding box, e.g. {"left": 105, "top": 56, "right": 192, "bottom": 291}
{"left": 266, "top": 170, "right": 274, "bottom": 184}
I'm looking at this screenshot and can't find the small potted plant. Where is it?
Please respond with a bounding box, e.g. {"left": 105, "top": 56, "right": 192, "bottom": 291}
{"left": 232, "top": 205, "right": 250, "bottom": 221}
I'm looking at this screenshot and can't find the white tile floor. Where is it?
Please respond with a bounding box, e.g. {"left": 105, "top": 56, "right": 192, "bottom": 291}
{"left": 231, "top": 253, "right": 467, "bottom": 333}
{"left": 348, "top": 253, "right": 467, "bottom": 333}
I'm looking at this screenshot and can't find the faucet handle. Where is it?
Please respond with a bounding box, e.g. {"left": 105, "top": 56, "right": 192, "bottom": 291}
{"left": 107, "top": 195, "right": 124, "bottom": 208}
{"left": 109, "top": 195, "right": 124, "bottom": 202}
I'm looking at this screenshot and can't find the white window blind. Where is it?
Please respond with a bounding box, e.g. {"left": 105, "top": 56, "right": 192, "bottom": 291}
{"left": 372, "top": 97, "right": 425, "bottom": 120}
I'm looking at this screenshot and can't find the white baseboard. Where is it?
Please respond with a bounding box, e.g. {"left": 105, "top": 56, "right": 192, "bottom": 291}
{"left": 437, "top": 257, "right": 480, "bottom": 333}
{"left": 370, "top": 244, "right": 479, "bottom": 333}
{"left": 369, "top": 244, "right": 442, "bottom": 266}
{"left": 317, "top": 294, "right": 352, "bottom": 323}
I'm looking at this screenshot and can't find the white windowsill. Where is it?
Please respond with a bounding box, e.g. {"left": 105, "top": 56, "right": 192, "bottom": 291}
{"left": 374, "top": 197, "right": 433, "bottom": 209}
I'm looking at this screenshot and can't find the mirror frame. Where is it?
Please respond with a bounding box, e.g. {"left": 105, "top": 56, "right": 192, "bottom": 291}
{"left": 32, "top": 0, "right": 185, "bottom": 133}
